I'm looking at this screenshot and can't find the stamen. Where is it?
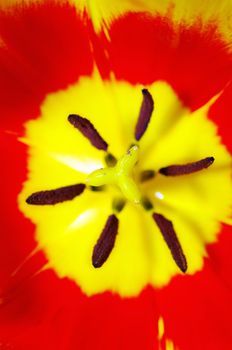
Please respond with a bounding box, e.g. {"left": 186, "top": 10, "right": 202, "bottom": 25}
{"left": 68, "top": 114, "right": 108, "bottom": 151}
{"left": 90, "top": 185, "right": 105, "bottom": 192}
{"left": 140, "top": 169, "right": 155, "bottom": 182}
{"left": 141, "top": 197, "right": 154, "bottom": 211}
{"left": 159, "top": 157, "right": 214, "bottom": 176}
{"left": 92, "top": 214, "right": 119, "bottom": 268}
{"left": 135, "top": 89, "right": 154, "bottom": 141}
{"left": 152, "top": 213, "right": 187, "bottom": 273}
{"left": 26, "top": 184, "right": 85, "bottom": 205}
{"left": 105, "top": 153, "right": 117, "bottom": 167}
{"left": 112, "top": 198, "right": 126, "bottom": 213}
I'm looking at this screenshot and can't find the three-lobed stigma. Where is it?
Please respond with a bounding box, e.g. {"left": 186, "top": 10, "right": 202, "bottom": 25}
{"left": 86, "top": 145, "right": 141, "bottom": 204}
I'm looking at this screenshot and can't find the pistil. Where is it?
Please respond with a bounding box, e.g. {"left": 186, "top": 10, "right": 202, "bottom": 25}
{"left": 86, "top": 145, "right": 141, "bottom": 204}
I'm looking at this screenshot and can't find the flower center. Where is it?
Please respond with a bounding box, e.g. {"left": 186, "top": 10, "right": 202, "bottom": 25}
{"left": 19, "top": 73, "right": 232, "bottom": 297}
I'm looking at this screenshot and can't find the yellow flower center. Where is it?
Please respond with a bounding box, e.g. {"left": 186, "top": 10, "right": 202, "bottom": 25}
{"left": 19, "top": 70, "right": 232, "bottom": 297}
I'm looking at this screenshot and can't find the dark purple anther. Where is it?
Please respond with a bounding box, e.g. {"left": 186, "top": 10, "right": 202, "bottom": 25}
{"left": 68, "top": 114, "right": 108, "bottom": 151}
{"left": 135, "top": 89, "right": 154, "bottom": 141}
{"left": 159, "top": 157, "right": 214, "bottom": 176}
{"left": 153, "top": 213, "right": 187, "bottom": 273}
{"left": 92, "top": 214, "right": 119, "bottom": 268}
{"left": 26, "top": 184, "right": 85, "bottom": 205}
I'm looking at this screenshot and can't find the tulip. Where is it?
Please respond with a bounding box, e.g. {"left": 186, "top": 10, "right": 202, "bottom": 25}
{"left": 0, "top": 1, "right": 232, "bottom": 349}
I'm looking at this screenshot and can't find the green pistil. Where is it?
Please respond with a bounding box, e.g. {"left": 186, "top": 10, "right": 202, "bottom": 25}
{"left": 86, "top": 145, "right": 141, "bottom": 204}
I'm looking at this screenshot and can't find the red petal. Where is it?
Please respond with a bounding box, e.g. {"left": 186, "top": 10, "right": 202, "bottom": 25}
{"left": 0, "top": 131, "right": 38, "bottom": 287}
{"left": 157, "top": 225, "right": 232, "bottom": 350}
{"left": 0, "top": 8, "right": 232, "bottom": 350}
{"left": 0, "top": 3, "right": 93, "bottom": 132}
{"left": 0, "top": 270, "right": 159, "bottom": 349}
{"left": 104, "top": 13, "right": 232, "bottom": 111}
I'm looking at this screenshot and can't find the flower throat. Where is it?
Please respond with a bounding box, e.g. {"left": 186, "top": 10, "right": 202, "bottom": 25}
{"left": 26, "top": 89, "right": 214, "bottom": 273}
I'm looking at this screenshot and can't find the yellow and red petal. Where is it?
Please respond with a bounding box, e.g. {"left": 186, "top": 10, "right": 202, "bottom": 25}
{"left": 0, "top": 1, "right": 232, "bottom": 349}
{"left": 209, "top": 82, "right": 232, "bottom": 152}
{"left": 19, "top": 75, "right": 231, "bottom": 296}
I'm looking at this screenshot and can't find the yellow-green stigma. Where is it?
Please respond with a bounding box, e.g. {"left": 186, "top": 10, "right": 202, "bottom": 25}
{"left": 86, "top": 145, "right": 141, "bottom": 204}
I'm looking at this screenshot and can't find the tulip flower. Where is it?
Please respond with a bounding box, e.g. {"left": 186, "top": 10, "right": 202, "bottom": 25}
{"left": 0, "top": 1, "right": 232, "bottom": 350}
